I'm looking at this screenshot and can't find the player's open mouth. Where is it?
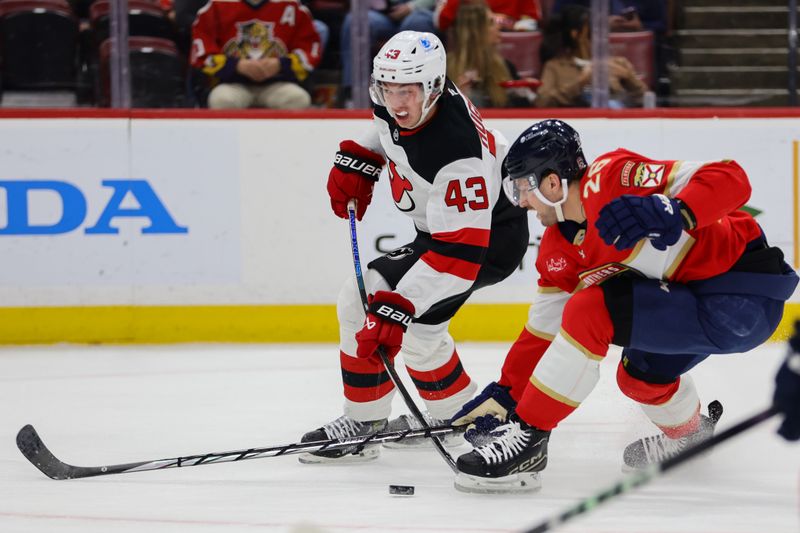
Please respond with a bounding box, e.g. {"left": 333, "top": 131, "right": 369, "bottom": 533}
{"left": 395, "top": 111, "right": 409, "bottom": 118}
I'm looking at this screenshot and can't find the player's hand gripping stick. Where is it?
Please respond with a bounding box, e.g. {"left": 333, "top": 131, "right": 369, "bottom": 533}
{"left": 346, "top": 199, "right": 458, "bottom": 472}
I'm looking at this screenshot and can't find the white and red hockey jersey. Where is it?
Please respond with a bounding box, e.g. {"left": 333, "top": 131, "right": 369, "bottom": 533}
{"left": 357, "top": 80, "right": 520, "bottom": 316}
{"left": 190, "top": 0, "right": 321, "bottom": 85}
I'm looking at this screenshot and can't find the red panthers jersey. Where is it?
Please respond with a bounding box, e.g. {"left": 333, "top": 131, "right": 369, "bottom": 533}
{"left": 536, "top": 148, "right": 762, "bottom": 293}
{"left": 435, "top": 0, "right": 541, "bottom": 31}
{"left": 497, "top": 149, "right": 763, "bottom": 400}
{"left": 190, "top": 0, "right": 321, "bottom": 85}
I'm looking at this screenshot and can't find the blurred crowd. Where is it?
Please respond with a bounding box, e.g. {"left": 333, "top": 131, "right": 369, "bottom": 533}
{"left": 0, "top": 0, "right": 669, "bottom": 108}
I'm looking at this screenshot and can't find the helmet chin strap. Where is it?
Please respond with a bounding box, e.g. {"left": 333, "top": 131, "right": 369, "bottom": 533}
{"left": 533, "top": 178, "right": 570, "bottom": 222}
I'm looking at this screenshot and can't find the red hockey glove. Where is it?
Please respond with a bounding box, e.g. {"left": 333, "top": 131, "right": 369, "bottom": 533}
{"left": 355, "top": 291, "right": 415, "bottom": 362}
{"left": 327, "top": 140, "right": 385, "bottom": 221}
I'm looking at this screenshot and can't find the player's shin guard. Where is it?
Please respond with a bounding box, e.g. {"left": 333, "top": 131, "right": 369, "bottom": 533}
{"left": 385, "top": 348, "right": 475, "bottom": 449}
{"left": 337, "top": 273, "right": 396, "bottom": 421}
{"left": 617, "top": 363, "right": 701, "bottom": 438}
{"left": 341, "top": 351, "right": 395, "bottom": 421}
{"left": 401, "top": 326, "right": 477, "bottom": 419}
{"left": 406, "top": 349, "right": 476, "bottom": 418}
{"left": 515, "top": 287, "right": 614, "bottom": 431}
{"left": 498, "top": 326, "right": 554, "bottom": 402}
{"left": 617, "top": 363, "right": 723, "bottom": 469}
{"left": 383, "top": 324, "right": 475, "bottom": 449}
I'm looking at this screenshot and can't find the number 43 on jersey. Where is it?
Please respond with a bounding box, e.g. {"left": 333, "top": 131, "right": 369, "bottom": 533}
{"left": 445, "top": 177, "right": 488, "bottom": 212}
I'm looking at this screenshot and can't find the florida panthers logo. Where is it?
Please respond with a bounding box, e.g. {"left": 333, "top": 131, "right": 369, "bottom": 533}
{"left": 226, "top": 20, "right": 285, "bottom": 59}
{"left": 546, "top": 256, "right": 567, "bottom": 273}
{"left": 633, "top": 163, "right": 665, "bottom": 188}
{"left": 388, "top": 160, "right": 415, "bottom": 212}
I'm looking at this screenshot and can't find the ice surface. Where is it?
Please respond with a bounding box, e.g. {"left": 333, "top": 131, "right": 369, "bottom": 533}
{"left": 0, "top": 342, "right": 797, "bottom": 533}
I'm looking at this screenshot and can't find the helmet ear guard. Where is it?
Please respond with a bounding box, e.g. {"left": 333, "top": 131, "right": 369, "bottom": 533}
{"left": 370, "top": 31, "right": 446, "bottom": 128}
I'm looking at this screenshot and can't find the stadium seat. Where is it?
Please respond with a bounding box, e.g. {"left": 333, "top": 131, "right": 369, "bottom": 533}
{"left": 609, "top": 30, "right": 655, "bottom": 89}
{"left": 0, "top": 0, "right": 79, "bottom": 89}
{"left": 498, "top": 31, "right": 543, "bottom": 79}
{"left": 0, "top": 0, "right": 70, "bottom": 12}
{"left": 98, "top": 36, "right": 188, "bottom": 107}
{"left": 90, "top": 0, "right": 175, "bottom": 47}
{"left": 308, "top": 0, "right": 347, "bottom": 13}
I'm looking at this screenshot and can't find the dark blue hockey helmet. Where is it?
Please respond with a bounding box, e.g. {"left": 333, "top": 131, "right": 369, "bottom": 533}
{"left": 503, "top": 119, "right": 587, "bottom": 209}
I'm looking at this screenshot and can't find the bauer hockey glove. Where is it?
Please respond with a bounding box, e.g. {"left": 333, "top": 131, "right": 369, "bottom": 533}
{"left": 355, "top": 291, "right": 415, "bottom": 362}
{"left": 596, "top": 194, "right": 687, "bottom": 251}
{"left": 774, "top": 322, "right": 800, "bottom": 441}
{"left": 327, "top": 140, "right": 385, "bottom": 221}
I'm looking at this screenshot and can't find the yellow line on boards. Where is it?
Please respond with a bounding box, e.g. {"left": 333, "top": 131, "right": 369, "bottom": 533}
{"left": 0, "top": 303, "right": 796, "bottom": 345}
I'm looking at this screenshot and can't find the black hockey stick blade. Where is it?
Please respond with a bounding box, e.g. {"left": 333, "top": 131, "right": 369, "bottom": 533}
{"left": 16, "top": 423, "right": 460, "bottom": 480}
{"left": 17, "top": 424, "right": 147, "bottom": 480}
{"left": 521, "top": 404, "right": 779, "bottom": 533}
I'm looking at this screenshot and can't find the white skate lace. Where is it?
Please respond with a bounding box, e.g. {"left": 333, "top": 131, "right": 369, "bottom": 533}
{"left": 641, "top": 434, "right": 686, "bottom": 464}
{"left": 323, "top": 416, "right": 363, "bottom": 441}
{"left": 474, "top": 421, "right": 530, "bottom": 465}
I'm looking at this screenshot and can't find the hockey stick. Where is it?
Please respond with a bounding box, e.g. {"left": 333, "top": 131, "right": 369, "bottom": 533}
{"left": 522, "top": 404, "right": 779, "bottom": 533}
{"left": 15, "top": 422, "right": 459, "bottom": 480}
{"left": 346, "top": 200, "right": 458, "bottom": 473}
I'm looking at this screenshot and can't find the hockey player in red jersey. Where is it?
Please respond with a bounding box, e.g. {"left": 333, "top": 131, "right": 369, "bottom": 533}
{"left": 298, "top": 31, "right": 529, "bottom": 463}
{"left": 190, "top": 0, "right": 321, "bottom": 109}
{"left": 450, "top": 119, "right": 799, "bottom": 492}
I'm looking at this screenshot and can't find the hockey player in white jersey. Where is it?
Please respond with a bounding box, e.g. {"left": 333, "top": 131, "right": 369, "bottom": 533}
{"left": 299, "top": 31, "right": 529, "bottom": 463}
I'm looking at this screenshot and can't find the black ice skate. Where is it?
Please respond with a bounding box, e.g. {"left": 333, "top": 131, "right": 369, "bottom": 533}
{"left": 623, "top": 400, "right": 724, "bottom": 471}
{"left": 382, "top": 413, "right": 464, "bottom": 449}
{"left": 298, "top": 415, "right": 387, "bottom": 464}
{"left": 454, "top": 417, "right": 549, "bottom": 493}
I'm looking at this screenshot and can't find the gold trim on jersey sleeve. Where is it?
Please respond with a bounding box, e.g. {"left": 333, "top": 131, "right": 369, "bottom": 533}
{"left": 525, "top": 324, "right": 556, "bottom": 341}
{"left": 537, "top": 286, "right": 564, "bottom": 294}
{"left": 663, "top": 160, "right": 682, "bottom": 197}
{"left": 530, "top": 375, "right": 581, "bottom": 407}
{"left": 560, "top": 328, "right": 604, "bottom": 361}
{"left": 663, "top": 235, "right": 696, "bottom": 279}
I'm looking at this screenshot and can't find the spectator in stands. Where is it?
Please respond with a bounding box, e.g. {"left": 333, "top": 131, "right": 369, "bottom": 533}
{"left": 338, "top": 0, "right": 437, "bottom": 107}
{"left": 435, "top": 0, "right": 540, "bottom": 33}
{"left": 446, "top": 1, "right": 534, "bottom": 107}
{"left": 535, "top": 5, "right": 647, "bottom": 108}
{"left": 178, "top": 0, "right": 329, "bottom": 55}
{"left": 618, "top": 0, "right": 670, "bottom": 91}
{"left": 190, "top": 0, "right": 322, "bottom": 109}
{"left": 552, "top": 0, "right": 644, "bottom": 31}
{"left": 617, "top": 1, "right": 668, "bottom": 35}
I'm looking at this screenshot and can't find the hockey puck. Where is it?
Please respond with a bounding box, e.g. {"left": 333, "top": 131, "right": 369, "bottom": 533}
{"left": 388, "top": 485, "right": 415, "bottom": 496}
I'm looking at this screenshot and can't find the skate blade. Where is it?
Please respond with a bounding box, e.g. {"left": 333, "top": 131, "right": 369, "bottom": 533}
{"left": 453, "top": 472, "right": 541, "bottom": 494}
{"left": 382, "top": 435, "right": 464, "bottom": 450}
{"left": 621, "top": 462, "right": 641, "bottom": 473}
{"left": 297, "top": 447, "right": 380, "bottom": 465}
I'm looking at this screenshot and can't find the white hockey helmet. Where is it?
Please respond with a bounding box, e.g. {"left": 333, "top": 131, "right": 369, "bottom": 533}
{"left": 370, "top": 31, "right": 446, "bottom": 128}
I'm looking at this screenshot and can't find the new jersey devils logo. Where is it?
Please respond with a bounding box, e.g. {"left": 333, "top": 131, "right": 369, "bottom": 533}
{"left": 388, "top": 160, "right": 415, "bottom": 212}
